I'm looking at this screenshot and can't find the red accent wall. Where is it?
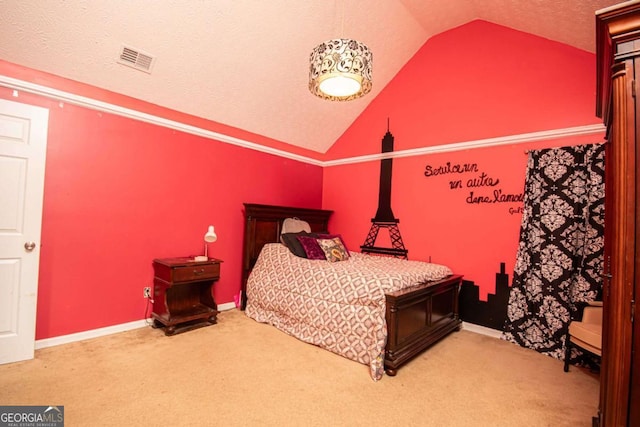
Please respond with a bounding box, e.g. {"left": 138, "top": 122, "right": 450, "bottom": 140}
{"left": 322, "top": 20, "right": 605, "bottom": 300}
{"left": 0, "top": 72, "right": 323, "bottom": 340}
{"left": 0, "top": 19, "right": 607, "bottom": 339}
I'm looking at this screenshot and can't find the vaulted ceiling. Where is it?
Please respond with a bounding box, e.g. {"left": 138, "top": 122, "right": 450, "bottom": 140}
{"left": 0, "top": 0, "right": 622, "bottom": 153}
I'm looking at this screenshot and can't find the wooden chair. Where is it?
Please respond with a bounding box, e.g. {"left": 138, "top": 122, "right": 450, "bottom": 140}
{"left": 564, "top": 301, "right": 603, "bottom": 372}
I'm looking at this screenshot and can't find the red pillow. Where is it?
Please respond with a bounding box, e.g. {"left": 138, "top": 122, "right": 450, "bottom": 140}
{"left": 297, "top": 236, "right": 326, "bottom": 260}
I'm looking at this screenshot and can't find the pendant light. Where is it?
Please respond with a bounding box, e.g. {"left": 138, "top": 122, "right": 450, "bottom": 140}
{"left": 308, "top": 2, "right": 372, "bottom": 101}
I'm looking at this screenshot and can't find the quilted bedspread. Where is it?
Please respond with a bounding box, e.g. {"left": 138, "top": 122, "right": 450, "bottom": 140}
{"left": 244, "top": 243, "right": 453, "bottom": 380}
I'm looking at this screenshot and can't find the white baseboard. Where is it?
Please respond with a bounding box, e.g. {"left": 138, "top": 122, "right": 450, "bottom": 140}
{"left": 35, "top": 309, "right": 497, "bottom": 350}
{"left": 217, "top": 302, "right": 237, "bottom": 312}
{"left": 35, "top": 319, "right": 149, "bottom": 350}
{"left": 462, "top": 321, "right": 503, "bottom": 339}
{"left": 35, "top": 301, "right": 238, "bottom": 350}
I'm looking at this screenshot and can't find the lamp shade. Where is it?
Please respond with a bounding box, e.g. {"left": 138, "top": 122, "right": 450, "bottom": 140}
{"left": 204, "top": 225, "right": 217, "bottom": 243}
{"left": 309, "top": 38, "right": 372, "bottom": 101}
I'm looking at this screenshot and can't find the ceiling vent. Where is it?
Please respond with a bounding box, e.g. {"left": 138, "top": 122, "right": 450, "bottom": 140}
{"left": 117, "top": 45, "right": 155, "bottom": 73}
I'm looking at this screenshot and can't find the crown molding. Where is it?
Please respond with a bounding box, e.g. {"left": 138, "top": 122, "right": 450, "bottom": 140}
{"left": 0, "top": 75, "right": 605, "bottom": 168}
{"left": 322, "top": 123, "right": 606, "bottom": 167}
{"left": 0, "top": 74, "right": 324, "bottom": 166}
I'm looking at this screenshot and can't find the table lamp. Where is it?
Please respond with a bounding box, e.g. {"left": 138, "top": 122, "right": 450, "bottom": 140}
{"left": 194, "top": 225, "right": 217, "bottom": 261}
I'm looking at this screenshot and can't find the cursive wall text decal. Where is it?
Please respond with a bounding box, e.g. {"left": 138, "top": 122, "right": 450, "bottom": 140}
{"left": 424, "top": 161, "right": 524, "bottom": 211}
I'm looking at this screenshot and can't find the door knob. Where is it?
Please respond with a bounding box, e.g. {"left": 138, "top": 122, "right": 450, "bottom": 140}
{"left": 24, "top": 242, "right": 36, "bottom": 252}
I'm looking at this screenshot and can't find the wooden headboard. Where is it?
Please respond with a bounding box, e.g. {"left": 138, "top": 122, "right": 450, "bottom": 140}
{"left": 240, "top": 203, "right": 333, "bottom": 309}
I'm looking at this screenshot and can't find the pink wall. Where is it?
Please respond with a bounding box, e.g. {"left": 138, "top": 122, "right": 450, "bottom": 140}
{"left": 0, "top": 19, "right": 606, "bottom": 339}
{"left": 322, "top": 20, "right": 605, "bottom": 300}
{"left": 0, "top": 76, "right": 323, "bottom": 340}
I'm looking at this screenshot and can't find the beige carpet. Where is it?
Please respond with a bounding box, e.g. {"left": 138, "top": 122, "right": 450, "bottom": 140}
{"left": 0, "top": 309, "right": 599, "bottom": 426}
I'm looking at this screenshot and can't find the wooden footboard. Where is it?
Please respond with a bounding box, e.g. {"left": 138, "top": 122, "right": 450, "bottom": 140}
{"left": 241, "top": 203, "right": 463, "bottom": 378}
{"left": 384, "top": 274, "right": 463, "bottom": 376}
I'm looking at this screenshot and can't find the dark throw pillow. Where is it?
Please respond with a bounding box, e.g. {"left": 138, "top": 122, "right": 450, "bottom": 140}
{"left": 281, "top": 231, "right": 310, "bottom": 258}
{"left": 297, "top": 235, "right": 326, "bottom": 260}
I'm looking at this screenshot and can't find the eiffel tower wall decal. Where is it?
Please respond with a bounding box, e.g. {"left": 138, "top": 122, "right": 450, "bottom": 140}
{"left": 360, "top": 123, "right": 408, "bottom": 259}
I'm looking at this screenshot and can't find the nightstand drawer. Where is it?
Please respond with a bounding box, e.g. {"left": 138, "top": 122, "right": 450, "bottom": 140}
{"left": 172, "top": 263, "right": 220, "bottom": 282}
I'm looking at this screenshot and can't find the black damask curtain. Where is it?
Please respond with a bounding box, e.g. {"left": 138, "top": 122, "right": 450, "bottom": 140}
{"left": 502, "top": 143, "right": 605, "bottom": 360}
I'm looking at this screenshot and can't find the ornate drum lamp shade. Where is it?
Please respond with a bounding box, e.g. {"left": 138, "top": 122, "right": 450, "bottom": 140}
{"left": 309, "top": 38, "right": 372, "bottom": 101}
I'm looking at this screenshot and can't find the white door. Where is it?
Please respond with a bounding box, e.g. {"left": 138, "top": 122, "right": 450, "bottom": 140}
{"left": 0, "top": 98, "right": 48, "bottom": 364}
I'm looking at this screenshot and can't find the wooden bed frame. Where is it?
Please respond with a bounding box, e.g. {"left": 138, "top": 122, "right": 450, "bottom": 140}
{"left": 240, "top": 203, "right": 463, "bottom": 376}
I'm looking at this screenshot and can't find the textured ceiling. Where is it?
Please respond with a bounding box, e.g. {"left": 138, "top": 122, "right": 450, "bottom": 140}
{"left": 0, "top": 0, "right": 622, "bottom": 153}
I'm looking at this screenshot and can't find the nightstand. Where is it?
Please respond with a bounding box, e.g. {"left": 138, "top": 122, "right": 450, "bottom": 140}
{"left": 151, "top": 257, "right": 222, "bottom": 335}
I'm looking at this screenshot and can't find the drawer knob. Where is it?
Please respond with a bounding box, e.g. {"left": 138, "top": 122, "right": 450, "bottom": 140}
{"left": 193, "top": 269, "right": 205, "bottom": 275}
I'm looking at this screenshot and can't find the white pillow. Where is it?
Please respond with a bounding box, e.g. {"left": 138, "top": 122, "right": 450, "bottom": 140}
{"left": 281, "top": 217, "right": 311, "bottom": 234}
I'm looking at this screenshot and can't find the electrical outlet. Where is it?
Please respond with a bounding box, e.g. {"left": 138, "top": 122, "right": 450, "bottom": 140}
{"left": 143, "top": 287, "right": 151, "bottom": 298}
